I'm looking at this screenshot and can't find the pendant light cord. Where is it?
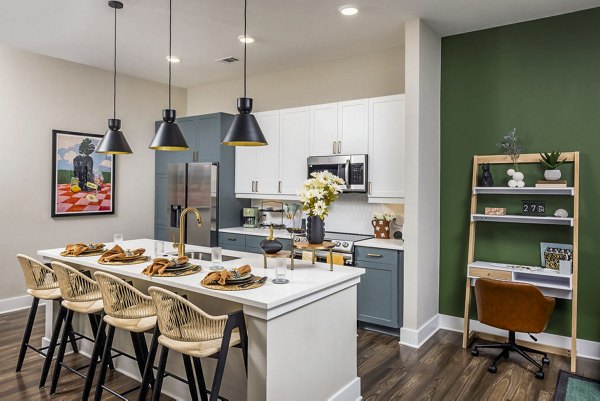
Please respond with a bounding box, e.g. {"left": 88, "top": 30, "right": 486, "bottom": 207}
{"left": 243, "top": 0, "right": 247, "bottom": 98}
{"left": 113, "top": 4, "right": 117, "bottom": 119}
{"left": 168, "top": 0, "right": 173, "bottom": 109}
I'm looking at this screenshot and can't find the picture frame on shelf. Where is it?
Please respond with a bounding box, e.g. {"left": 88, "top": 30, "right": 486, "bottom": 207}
{"left": 540, "top": 242, "right": 572, "bottom": 271}
{"left": 51, "top": 130, "right": 116, "bottom": 217}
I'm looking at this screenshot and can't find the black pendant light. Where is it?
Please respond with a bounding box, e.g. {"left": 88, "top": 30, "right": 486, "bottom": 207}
{"left": 222, "top": 0, "right": 267, "bottom": 146}
{"left": 97, "top": 1, "right": 132, "bottom": 154}
{"left": 149, "top": 0, "right": 189, "bottom": 151}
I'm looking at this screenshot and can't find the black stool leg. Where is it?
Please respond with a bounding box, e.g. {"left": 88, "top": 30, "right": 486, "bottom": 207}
{"left": 192, "top": 357, "right": 209, "bottom": 401}
{"left": 210, "top": 348, "right": 230, "bottom": 401}
{"left": 93, "top": 325, "right": 116, "bottom": 401}
{"left": 50, "top": 309, "right": 74, "bottom": 394}
{"left": 183, "top": 354, "right": 199, "bottom": 401}
{"left": 130, "top": 331, "right": 148, "bottom": 379}
{"left": 81, "top": 316, "right": 108, "bottom": 401}
{"left": 16, "top": 297, "right": 40, "bottom": 372}
{"left": 67, "top": 321, "right": 79, "bottom": 353}
{"left": 239, "top": 319, "right": 249, "bottom": 374}
{"left": 39, "top": 305, "right": 67, "bottom": 388}
{"left": 139, "top": 326, "right": 159, "bottom": 401}
{"left": 151, "top": 346, "right": 169, "bottom": 401}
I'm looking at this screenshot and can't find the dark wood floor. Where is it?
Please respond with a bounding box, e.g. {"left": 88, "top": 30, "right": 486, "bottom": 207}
{"left": 2, "top": 306, "right": 599, "bottom": 400}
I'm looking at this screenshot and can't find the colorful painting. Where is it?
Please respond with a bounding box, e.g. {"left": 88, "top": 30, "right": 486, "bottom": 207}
{"left": 51, "top": 130, "right": 115, "bottom": 217}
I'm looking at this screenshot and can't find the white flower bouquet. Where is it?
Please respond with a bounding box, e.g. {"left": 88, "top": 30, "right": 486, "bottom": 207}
{"left": 298, "top": 171, "right": 344, "bottom": 219}
{"left": 373, "top": 212, "right": 394, "bottom": 222}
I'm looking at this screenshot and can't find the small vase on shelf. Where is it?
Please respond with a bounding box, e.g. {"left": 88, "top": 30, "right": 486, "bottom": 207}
{"left": 306, "top": 215, "right": 325, "bottom": 244}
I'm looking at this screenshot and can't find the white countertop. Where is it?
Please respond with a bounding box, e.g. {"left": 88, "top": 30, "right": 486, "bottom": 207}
{"left": 219, "top": 226, "right": 294, "bottom": 239}
{"left": 38, "top": 239, "right": 364, "bottom": 320}
{"left": 355, "top": 238, "right": 404, "bottom": 251}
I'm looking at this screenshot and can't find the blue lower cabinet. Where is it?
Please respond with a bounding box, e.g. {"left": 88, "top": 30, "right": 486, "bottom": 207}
{"left": 355, "top": 246, "right": 403, "bottom": 329}
{"left": 219, "top": 243, "right": 246, "bottom": 252}
{"left": 219, "top": 232, "right": 293, "bottom": 254}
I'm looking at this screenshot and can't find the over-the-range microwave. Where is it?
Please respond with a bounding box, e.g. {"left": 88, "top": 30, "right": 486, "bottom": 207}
{"left": 307, "top": 154, "right": 367, "bottom": 193}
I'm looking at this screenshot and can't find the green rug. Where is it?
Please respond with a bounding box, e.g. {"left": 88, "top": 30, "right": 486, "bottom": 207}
{"left": 553, "top": 370, "right": 600, "bottom": 401}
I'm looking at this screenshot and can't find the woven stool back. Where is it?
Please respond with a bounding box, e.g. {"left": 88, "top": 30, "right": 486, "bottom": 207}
{"left": 94, "top": 272, "right": 155, "bottom": 319}
{"left": 51, "top": 262, "right": 102, "bottom": 303}
{"left": 17, "top": 254, "right": 59, "bottom": 291}
{"left": 148, "top": 286, "right": 227, "bottom": 342}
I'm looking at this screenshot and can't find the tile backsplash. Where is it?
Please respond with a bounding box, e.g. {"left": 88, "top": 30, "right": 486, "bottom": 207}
{"left": 251, "top": 194, "right": 404, "bottom": 236}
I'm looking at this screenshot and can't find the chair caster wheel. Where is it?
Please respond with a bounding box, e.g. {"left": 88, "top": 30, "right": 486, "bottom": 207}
{"left": 535, "top": 371, "right": 545, "bottom": 380}
{"left": 542, "top": 357, "right": 550, "bottom": 365}
{"left": 488, "top": 364, "right": 497, "bottom": 373}
{"left": 471, "top": 349, "right": 479, "bottom": 356}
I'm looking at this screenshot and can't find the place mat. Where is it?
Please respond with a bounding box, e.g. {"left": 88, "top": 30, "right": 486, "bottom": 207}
{"left": 62, "top": 249, "right": 105, "bottom": 257}
{"left": 98, "top": 256, "right": 151, "bottom": 265}
{"left": 143, "top": 264, "right": 202, "bottom": 277}
{"left": 201, "top": 275, "right": 265, "bottom": 291}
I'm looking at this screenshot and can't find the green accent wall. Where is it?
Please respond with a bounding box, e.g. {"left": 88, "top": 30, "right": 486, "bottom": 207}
{"left": 440, "top": 8, "right": 600, "bottom": 341}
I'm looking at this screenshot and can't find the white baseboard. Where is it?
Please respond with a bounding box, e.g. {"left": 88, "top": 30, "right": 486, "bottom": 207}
{"left": 0, "top": 295, "right": 45, "bottom": 315}
{"left": 437, "top": 314, "right": 600, "bottom": 361}
{"left": 328, "top": 377, "right": 362, "bottom": 401}
{"left": 399, "top": 314, "right": 439, "bottom": 348}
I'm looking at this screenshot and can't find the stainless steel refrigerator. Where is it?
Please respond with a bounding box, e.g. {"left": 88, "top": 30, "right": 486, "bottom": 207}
{"left": 167, "top": 163, "right": 218, "bottom": 247}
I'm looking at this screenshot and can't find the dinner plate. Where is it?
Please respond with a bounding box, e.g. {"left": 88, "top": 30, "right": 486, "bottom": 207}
{"left": 164, "top": 262, "right": 193, "bottom": 272}
{"left": 225, "top": 273, "right": 253, "bottom": 284}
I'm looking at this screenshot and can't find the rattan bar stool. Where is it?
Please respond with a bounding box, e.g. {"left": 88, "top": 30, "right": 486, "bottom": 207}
{"left": 146, "top": 287, "right": 248, "bottom": 401}
{"left": 44, "top": 261, "right": 112, "bottom": 394}
{"left": 15, "top": 254, "right": 79, "bottom": 373}
{"left": 82, "top": 271, "right": 158, "bottom": 401}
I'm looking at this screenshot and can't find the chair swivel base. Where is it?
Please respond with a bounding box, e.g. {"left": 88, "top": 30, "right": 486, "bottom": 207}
{"left": 471, "top": 331, "right": 550, "bottom": 379}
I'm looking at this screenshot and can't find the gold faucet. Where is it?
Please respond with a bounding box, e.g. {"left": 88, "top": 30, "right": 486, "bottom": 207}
{"left": 173, "top": 207, "right": 202, "bottom": 257}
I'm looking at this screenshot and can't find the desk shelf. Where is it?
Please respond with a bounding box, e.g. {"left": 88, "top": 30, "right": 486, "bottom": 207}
{"left": 473, "top": 187, "right": 574, "bottom": 196}
{"left": 468, "top": 261, "right": 572, "bottom": 291}
{"left": 471, "top": 214, "right": 574, "bottom": 226}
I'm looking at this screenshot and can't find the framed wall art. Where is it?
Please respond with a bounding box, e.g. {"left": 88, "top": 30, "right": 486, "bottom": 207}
{"left": 51, "top": 130, "right": 115, "bottom": 217}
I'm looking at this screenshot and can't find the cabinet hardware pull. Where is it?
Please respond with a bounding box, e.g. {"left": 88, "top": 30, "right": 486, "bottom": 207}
{"left": 255, "top": 180, "right": 259, "bottom": 192}
{"left": 251, "top": 181, "right": 255, "bottom": 192}
{"left": 228, "top": 237, "right": 237, "bottom": 241}
{"left": 368, "top": 181, "right": 372, "bottom": 195}
{"left": 278, "top": 181, "right": 282, "bottom": 193}
{"left": 367, "top": 253, "right": 383, "bottom": 257}
{"left": 333, "top": 141, "right": 337, "bottom": 154}
{"left": 338, "top": 140, "right": 342, "bottom": 154}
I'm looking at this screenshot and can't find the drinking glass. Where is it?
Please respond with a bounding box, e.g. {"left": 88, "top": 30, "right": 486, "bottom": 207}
{"left": 210, "top": 247, "right": 224, "bottom": 271}
{"left": 113, "top": 233, "right": 123, "bottom": 244}
{"left": 154, "top": 241, "right": 165, "bottom": 257}
{"left": 272, "top": 258, "right": 289, "bottom": 284}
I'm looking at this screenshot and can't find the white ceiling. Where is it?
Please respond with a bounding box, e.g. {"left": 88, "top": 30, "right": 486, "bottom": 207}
{"left": 0, "top": 0, "right": 599, "bottom": 88}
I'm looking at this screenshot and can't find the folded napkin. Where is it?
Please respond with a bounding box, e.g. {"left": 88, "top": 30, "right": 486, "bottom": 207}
{"left": 61, "top": 242, "right": 104, "bottom": 256}
{"left": 202, "top": 265, "right": 252, "bottom": 286}
{"left": 142, "top": 256, "right": 189, "bottom": 276}
{"left": 98, "top": 245, "right": 145, "bottom": 263}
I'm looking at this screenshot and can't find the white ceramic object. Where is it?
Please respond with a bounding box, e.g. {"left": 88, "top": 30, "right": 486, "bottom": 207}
{"left": 508, "top": 180, "right": 517, "bottom": 188}
{"left": 513, "top": 171, "right": 524, "bottom": 181}
{"left": 517, "top": 180, "right": 525, "bottom": 188}
{"left": 554, "top": 208, "right": 569, "bottom": 218}
{"left": 507, "top": 168, "right": 516, "bottom": 176}
{"left": 544, "top": 169, "right": 562, "bottom": 181}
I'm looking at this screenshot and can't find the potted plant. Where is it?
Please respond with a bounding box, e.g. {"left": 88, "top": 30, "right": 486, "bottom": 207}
{"left": 497, "top": 128, "right": 525, "bottom": 187}
{"left": 372, "top": 213, "right": 394, "bottom": 239}
{"left": 298, "top": 171, "right": 344, "bottom": 244}
{"left": 539, "top": 151, "right": 565, "bottom": 181}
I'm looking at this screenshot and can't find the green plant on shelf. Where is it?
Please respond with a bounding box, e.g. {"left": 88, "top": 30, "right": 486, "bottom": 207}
{"left": 539, "top": 151, "right": 565, "bottom": 169}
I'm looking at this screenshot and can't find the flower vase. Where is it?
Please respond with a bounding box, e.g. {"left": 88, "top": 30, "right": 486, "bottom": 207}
{"left": 307, "top": 215, "right": 325, "bottom": 244}
{"left": 372, "top": 219, "right": 390, "bottom": 239}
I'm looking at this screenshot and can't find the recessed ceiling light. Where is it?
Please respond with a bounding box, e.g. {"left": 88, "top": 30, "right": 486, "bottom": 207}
{"left": 166, "top": 56, "right": 181, "bottom": 63}
{"left": 238, "top": 35, "right": 255, "bottom": 44}
{"left": 339, "top": 5, "right": 359, "bottom": 16}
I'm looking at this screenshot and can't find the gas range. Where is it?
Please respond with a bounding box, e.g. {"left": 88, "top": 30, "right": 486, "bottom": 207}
{"left": 292, "top": 231, "right": 373, "bottom": 265}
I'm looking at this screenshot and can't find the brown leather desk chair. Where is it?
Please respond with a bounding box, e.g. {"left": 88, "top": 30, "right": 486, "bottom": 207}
{"left": 471, "top": 278, "right": 556, "bottom": 379}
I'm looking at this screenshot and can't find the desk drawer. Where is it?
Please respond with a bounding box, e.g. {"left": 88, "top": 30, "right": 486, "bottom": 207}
{"left": 469, "top": 267, "right": 512, "bottom": 280}
{"left": 219, "top": 233, "right": 245, "bottom": 248}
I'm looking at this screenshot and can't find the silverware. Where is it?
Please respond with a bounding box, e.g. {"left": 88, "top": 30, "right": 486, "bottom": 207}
{"left": 239, "top": 276, "right": 267, "bottom": 288}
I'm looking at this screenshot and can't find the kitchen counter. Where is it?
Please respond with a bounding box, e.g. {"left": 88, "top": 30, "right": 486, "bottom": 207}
{"left": 356, "top": 238, "right": 404, "bottom": 251}
{"left": 38, "top": 239, "right": 363, "bottom": 401}
{"left": 219, "top": 226, "right": 293, "bottom": 239}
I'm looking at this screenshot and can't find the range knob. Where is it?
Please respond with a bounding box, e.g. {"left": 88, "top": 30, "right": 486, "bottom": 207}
{"left": 334, "top": 241, "right": 341, "bottom": 247}
{"left": 342, "top": 242, "right": 349, "bottom": 248}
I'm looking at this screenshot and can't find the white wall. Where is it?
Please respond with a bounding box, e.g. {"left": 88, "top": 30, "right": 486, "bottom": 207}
{"left": 401, "top": 19, "right": 441, "bottom": 347}
{"left": 0, "top": 44, "right": 186, "bottom": 303}
{"left": 187, "top": 46, "right": 404, "bottom": 115}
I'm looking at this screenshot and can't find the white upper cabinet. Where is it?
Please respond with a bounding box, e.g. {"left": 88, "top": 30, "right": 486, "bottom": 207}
{"left": 279, "top": 107, "right": 310, "bottom": 195}
{"left": 368, "top": 94, "right": 405, "bottom": 202}
{"left": 309, "top": 103, "right": 338, "bottom": 156}
{"left": 254, "top": 111, "right": 280, "bottom": 195}
{"left": 234, "top": 146, "right": 257, "bottom": 194}
{"left": 338, "top": 99, "right": 369, "bottom": 155}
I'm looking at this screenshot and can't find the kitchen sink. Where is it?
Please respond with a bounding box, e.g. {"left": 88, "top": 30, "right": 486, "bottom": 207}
{"left": 165, "top": 251, "right": 239, "bottom": 262}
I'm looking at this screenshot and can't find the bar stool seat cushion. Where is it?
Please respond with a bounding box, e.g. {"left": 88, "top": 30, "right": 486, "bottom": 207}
{"left": 27, "top": 287, "right": 61, "bottom": 300}
{"left": 158, "top": 331, "right": 241, "bottom": 358}
{"left": 61, "top": 298, "right": 104, "bottom": 314}
{"left": 104, "top": 315, "right": 157, "bottom": 333}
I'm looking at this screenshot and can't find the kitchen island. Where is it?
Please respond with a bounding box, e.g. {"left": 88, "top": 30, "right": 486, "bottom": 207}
{"left": 38, "top": 239, "right": 364, "bottom": 401}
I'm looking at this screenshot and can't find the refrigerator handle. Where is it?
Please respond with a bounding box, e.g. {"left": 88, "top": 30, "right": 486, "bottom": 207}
{"left": 170, "top": 205, "right": 182, "bottom": 228}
